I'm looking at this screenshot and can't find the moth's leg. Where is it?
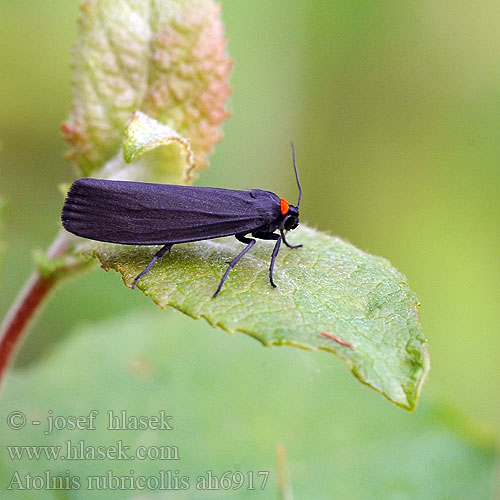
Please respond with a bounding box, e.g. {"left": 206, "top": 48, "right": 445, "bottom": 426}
{"left": 268, "top": 235, "right": 282, "bottom": 287}
{"left": 132, "top": 244, "right": 173, "bottom": 289}
{"left": 213, "top": 235, "right": 256, "bottom": 298}
{"left": 254, "top": 231, "right": 282, "bottom": 287}
{"left": 280, "top": 230, "right": 302, "bottom": 249}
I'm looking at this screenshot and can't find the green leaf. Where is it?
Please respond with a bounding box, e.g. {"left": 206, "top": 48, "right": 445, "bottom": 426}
{"left": 122, "top": 110, "right": 194, "bottom": 184}
{"left": 0, "top": 311, "right": 495, "bottom": 500}
{"left": 80, "top": 225, "right": 429, "bottom": 410}
{"left": 87, "top": 110, "right": 196, "bottom": 185}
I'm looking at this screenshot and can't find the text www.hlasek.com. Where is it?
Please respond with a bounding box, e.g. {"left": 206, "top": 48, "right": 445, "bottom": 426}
{"left": 6, "top": 441, "right": 178, "bottom": 461}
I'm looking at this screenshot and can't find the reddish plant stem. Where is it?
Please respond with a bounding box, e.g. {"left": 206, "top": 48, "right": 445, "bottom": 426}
{"left": 0, "top": 274, "right": 54, "bottom": 379}
{"left": 0, "top": 231, "right": 70, "bottom": 387}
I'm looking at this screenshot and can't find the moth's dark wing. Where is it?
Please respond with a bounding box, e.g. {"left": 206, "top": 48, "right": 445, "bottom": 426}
{"left": 62, "top": 178, "right": 281, "bottom": 245}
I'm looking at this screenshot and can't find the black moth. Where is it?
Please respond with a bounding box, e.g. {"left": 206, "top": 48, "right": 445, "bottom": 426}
{"left": 62, "top": 144, "right": 302, "bottom": 297}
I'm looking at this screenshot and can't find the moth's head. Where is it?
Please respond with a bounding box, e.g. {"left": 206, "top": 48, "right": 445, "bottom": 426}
{"left": 282, "top": 205, "right": 299, "bottom": 231}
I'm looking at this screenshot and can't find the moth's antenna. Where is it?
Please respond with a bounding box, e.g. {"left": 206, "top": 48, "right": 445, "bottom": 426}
{"left": 291, "top": 141, "right": 302, "bottom": 208}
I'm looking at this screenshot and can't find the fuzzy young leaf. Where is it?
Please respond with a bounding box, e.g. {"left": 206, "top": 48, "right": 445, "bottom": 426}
{"left": 81, "top": 226, "right": 429, "bottom": 410}
{"left": 62, "top": 0, "right": 231, "bottom": 180}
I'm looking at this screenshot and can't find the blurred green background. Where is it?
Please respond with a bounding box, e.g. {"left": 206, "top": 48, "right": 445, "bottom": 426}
{"left": 1, "top": 1, "right": 499, "bottom": 498}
